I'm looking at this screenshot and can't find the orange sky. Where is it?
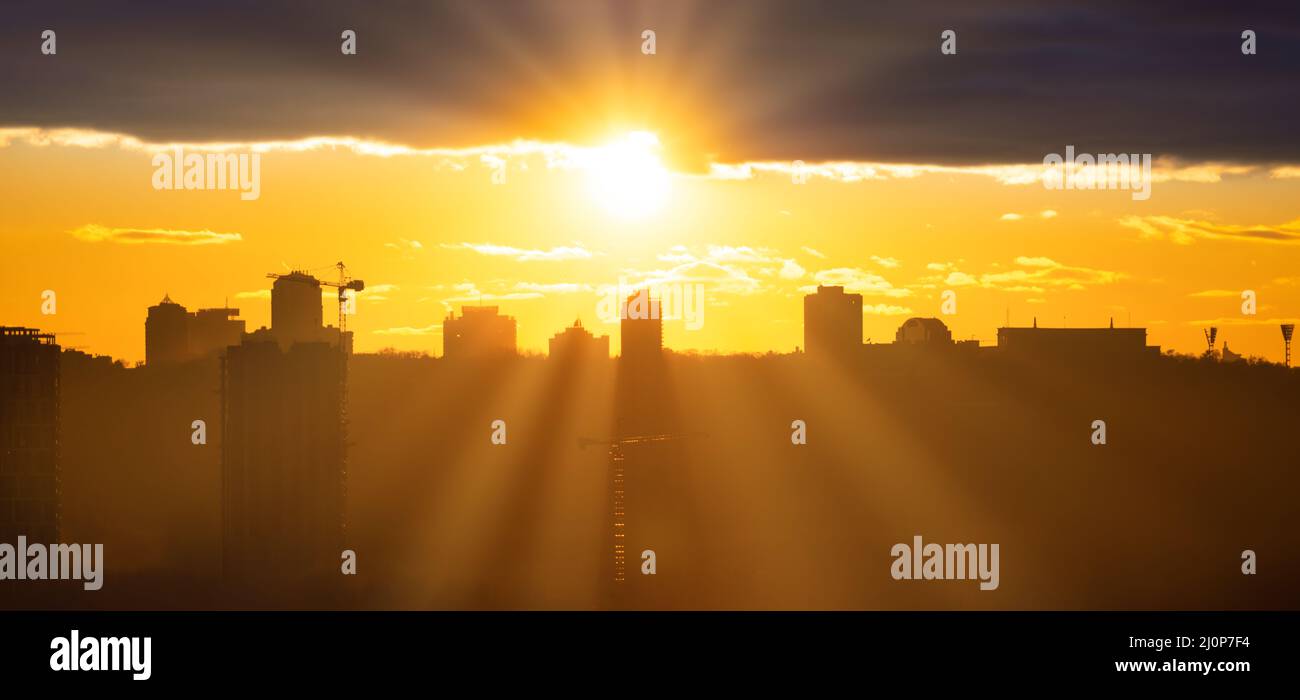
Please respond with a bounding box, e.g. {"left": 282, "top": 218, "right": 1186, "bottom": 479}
{"left": 2, "top": 127, "right": 1298, "bottom": 363}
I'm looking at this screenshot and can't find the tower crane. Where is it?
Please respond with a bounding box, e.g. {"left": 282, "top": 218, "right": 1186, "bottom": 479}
{"left": 578, "top": 432, "right": 705, "bottom": 582}
{"left": 266, "top": 261, "right": 364, "bottom": 343}
{"left": 264, "top": 262, "right": 364, "bottom": 555}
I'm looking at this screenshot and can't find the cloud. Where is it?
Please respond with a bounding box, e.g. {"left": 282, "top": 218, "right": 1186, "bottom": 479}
{"left": 70, "top": 224, "right": 241, "bottom": 245}
{"left": 803, "top": 268, "right": 911, "bottom": 298}
{"left": 708, "top": 160, "right": 1046, "bottom": 185}
{"left": 442, "top": 292, "right": 543, "bottom": 305}
{"left": 945, "top": 271, "right": 979, "bottom": 287}
{"left": 440, "top": 242, "right": 594, "bottom": 261}
{"left": 374, "top": 324, "right": 442, "bottom": 336}
{"left": 863, "top": 303, "right": 913, "bottom": 316}
{"left": 1040, "top": 210, "right": 1058, "bottom": 219}
{"left": 234, "top": 289, "right": 270, "bottom": 300}
{"left": 657, "top": 245, "right": 693, "bottom": 264}
{"left": 4, "top": 123, "right": 1291, "bottom": 192}
{"left": 1015, "top": 256, "right": 1058, "bottom": 268}
{"left": 1000, "top": 213, "right": 1023, "bottom": 221}
{"left": 703, "top": 245, "right": 775, "bottom": 264}
{"left": 634, "top": 245, "right": 806, "bottom": 296}
{"left": 870, "top": 255, "right": 901, "bottom": 269}
{"left": 385, "top": 239, "right": 423, "bottom": 250}
{"left": 625, "top": 259, "right": 764, "bottom": 296}
{"left": 1118, "top": 215, "right": 1300, "bottom": 245}
{"left": 0, "top": 126, "right": 598, "bottom": 163}
{"left": 801, "top": 247, "right": 827, "bottom": 259}
{"left": 918, "top": 257, "right": 1122, "bottom": 295}
{"left": 979, "top": 257, "right": 1124, "bottom": 292}
{"left": 1188, "top": 289, "right": 1242, "bottom": 298}
{"left": 433, "top": 280, "right": 595, "bottom": 305}
{"left": 2, "top": 2, "right": 1298, "bottom": 169}
{"left": 512, "top": 282, "right": 593, "bottom": 294}
{"left": 1150, "top": 161, "right": 1255, "bottom": 184}
{"left": 703, "top": 159, "right": 1275, "bottom": 187}
{"left": 779, "top": 259, "right": 806, "bottom": 280}
{"left": 361, "top": 283, "right": 399, "bottom": 302}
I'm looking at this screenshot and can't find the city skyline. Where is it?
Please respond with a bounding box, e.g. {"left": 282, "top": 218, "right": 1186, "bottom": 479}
{"left": 5, "top": 176, "right": 1299, "bottom": 365}
{"left": 4, "top": 2, "right": 1300, "bottom": 680}
{"left": 12, "top": 276, "right": 1294, "bottom": 366}
{"left": 6, "top": 279, "right": 1297, "bottom": 611}
{"left": 3, "top": 3, "right": 1299, "bottom": 364}
{"left": 24, "top": 274, "right": 1260, "bottom": 366}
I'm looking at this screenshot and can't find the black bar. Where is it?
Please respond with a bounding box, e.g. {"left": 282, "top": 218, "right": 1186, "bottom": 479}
{"left": 0, "top": 611, "right": 1287, "bottom": 685}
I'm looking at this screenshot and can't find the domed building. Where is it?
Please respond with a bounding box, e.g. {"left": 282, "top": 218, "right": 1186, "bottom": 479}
{"left": 895, "top": 317, "right": 953, "bottom": 346}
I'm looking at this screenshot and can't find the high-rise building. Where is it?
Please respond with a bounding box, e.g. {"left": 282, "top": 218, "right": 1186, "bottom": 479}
{"left": 145, "top": 296, "right": 247, "bottom": 365}
{"left": 145, "top": 294, "right": 191, "bottom": 365}
{"left": 619, "top": 291, "right": 662, "bottom": 362}
{"left": 221, "top": 339, "right": 344, "bottom": 579}
{"left": 271, "top": 272, "right": 325, "bottom": 349}
{"left": 190, "top": 307, "right": 245, "bottom": 359}
{"left": 443, "top": 306, "right": 517, "bottom": 359}
{"left": 549, "top": 319, "right": 610, "bottom": 361}
{"left": 803, "top": 285, "right": 862, "bottom": 357}
{"left": 0, "top": 327, "right": 60, "bottom": 544}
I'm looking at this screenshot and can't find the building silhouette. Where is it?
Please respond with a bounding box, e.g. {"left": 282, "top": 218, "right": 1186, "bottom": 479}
{"left": 145, "top": 295, "right": 191, "bottom": 365}
{"left": 0, "top": 327, "right": 60, "bottom": 544}
{"left": 218, "top": 270, "right": 360, "bottom": 582}
{"left": 271, "top": 272, "right": 325, "bottom": 348}
{"left": 443, "top": 306, "right": 517, "bottom": 359}
{"left": 895, "top": 317, "right": 953, "bottom": 346}
{"left": 145, "top": 295, "right": 245, "bottom": 365}
{"left": 221, "top": 339, "right": 344, "bottom": 580}
{"left": 549, "top": 319, "right": 609, "bottom": 361}
{"left": 804, "top": 285, "right": 862, "bottom": 357}
{"left": 619, "top": 291, "right": 662, "bottom": 362}
{"left": 213, "top": 272, "right": 353, "bottom": 354}
{"left": 996, "top": 318, "right": 1158, "bottom": 359}
{"left": 190, "top": 307, "right": 245, "bottom": 358}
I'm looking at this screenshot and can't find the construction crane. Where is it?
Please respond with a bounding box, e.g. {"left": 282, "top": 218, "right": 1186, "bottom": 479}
{"left": 266, "top": 262, "right": 364, "bottom": 343}
{"left": 265, "top": 263, "right": 364, "bottom": 550}
{"left": 578, "top": 432, "right": 705, "bottom": 582}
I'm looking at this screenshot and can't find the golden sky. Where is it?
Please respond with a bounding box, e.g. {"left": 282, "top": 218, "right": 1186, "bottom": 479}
{"left": 2, "top": 126, "right": 1298, "bottom": 363}
{"left": 4, "top": 1, "right": 1298, "bottom": 363}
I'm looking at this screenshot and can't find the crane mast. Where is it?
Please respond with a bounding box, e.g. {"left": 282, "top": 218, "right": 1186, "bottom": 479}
{"left": 579, "top": 432, "right": 705, "bottom": 583}
{"left": 264, "top": 263, "right": 365, "bottom": 557}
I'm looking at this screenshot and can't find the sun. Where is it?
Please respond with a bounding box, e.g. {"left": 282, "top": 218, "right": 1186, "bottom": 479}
{"left": 584, "top": 131, "right": 671, "bottom": 220}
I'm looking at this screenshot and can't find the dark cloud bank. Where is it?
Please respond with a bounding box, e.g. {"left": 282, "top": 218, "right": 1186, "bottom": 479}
{"left": 1, "top": 0, "right": 1297, "bottom": 165}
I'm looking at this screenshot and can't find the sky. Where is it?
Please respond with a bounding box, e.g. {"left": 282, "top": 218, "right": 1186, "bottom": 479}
{"left": 1, "top": 0, "right": 1298, "bottom": 362}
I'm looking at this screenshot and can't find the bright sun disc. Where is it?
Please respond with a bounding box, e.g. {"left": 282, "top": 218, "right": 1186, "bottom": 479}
{"left": 585, "top": 131, "right": 671, "bottom": 220}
